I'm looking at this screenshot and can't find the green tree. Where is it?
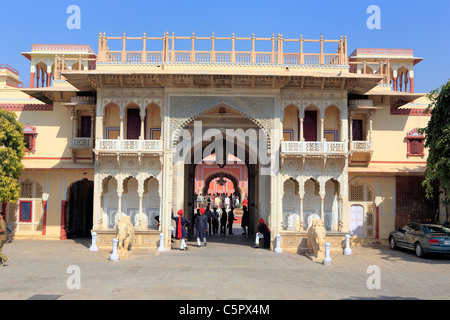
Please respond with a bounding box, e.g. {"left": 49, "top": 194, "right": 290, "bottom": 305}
{"left": 420, "top": 79, "right": 450, "bottom": 222}
{"left": 0, "top": 109, "right": 25, "bottom": 203}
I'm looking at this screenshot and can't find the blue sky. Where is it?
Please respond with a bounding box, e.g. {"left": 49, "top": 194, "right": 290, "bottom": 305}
{"left": 1, "top": 0, "right": 448, "bottom": 93}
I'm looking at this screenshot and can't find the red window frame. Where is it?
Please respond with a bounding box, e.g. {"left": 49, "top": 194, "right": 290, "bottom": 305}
{"left": 19, "top": 200, "right": 33, "bottom": 223}
{"left": 406, "top": 128, "right": 425, "bottom": 157}
{"left": 23, "top": 124, "right": 38, "bottom": 153}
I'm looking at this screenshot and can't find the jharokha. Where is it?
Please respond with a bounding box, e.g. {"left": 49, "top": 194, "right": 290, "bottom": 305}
{"left": 0, "top": 31, "right": 441, "bottom": 251}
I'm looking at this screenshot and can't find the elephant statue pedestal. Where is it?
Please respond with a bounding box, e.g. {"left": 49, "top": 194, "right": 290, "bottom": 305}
{"left": 305, "top": 219, "right": 326, "bottom": 262}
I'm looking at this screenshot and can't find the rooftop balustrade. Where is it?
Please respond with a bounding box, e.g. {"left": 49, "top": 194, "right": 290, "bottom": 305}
{"left": 96, "top": 32, "right": 349, "bottom": 66}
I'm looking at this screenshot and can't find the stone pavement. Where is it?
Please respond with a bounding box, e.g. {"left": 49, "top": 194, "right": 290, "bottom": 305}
{"left": 0, "top": 226, "right": 449, "bottom": 300}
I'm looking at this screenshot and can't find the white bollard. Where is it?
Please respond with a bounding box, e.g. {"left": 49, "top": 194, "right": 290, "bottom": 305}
{"left": 274, "top": 234, "right": 282, "bottom": 253}
{"left": 109, "top": 238, "right": 120, "bottom": 262}
{"left": 158, "top": 233, "right": 167, "bottom": 252}
{"left": 344, "top": 234, "right": 352, "bottom": 256}
{"left": 89, "top": 231, "right": 98, "bottom": 252}
{"left": 322, "top": 242, "right": 332, "bottom": 265}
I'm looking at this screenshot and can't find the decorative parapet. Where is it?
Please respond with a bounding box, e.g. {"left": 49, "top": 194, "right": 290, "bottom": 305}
{"left": 31, "top": 44, "right": 96, "bottom": 54}
{"left": 0, "top": 103, "right": 53, "bottom": 111}
{"left": 349, "top": 48, "right": 414, "bottom": 57}
{"left": 70, "top": 137, "right": 93, "bottom": 149}
{"left": 95, "top": 139, "right": 162, "bottom": 153}
{"left": 281, "top": 141, "right": 347, "bottom": 154}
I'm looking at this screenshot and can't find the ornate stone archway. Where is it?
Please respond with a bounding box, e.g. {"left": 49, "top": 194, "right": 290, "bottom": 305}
{"left": 201, "top": 170, "right": 242, "bottom": 197}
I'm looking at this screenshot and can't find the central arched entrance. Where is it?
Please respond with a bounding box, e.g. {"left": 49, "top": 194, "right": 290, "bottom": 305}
{"left": 175, "top": 104, "right": 270, "bottom": 239}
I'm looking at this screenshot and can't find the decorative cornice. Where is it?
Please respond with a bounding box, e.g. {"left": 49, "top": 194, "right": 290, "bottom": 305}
{"left": 0, "top": 103, "right": 53, "bottom": 111}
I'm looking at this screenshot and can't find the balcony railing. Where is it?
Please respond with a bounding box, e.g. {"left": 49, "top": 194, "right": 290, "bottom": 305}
{"left": 96, "top": 139, "right": 162, "bottom": 153}
{"left": 281, "top": 141, "right": 348, "bottom": 154}
{"left": 350, "top": 141, "right": 372, "bottom": 152}
{"left": 70, "top": 137, "right": 92, "bottom": 149}
{"left": 97, "top": 32, "right": 348, "bottom": 66}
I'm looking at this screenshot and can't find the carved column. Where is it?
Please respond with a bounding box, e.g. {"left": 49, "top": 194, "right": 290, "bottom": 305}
{"left": 140, "top": 111, "right": 145, "bottom": 140}
{"left": 117, "top": 194, "right": 123, "bottom": 220}
{"left": 119, "top": 114, "right": 124, "bottom": 139}
{"left": 138, "top": 192, "right": 145, "bottom": 230}
{"left": 299, "top": 117, "right": 304, "bottom": 141}
{"left": 337, "top": 195, "right": 343, "bottom": 232}
{"left": 349, "top": 114, "right": 353, "bottom": 143}
{"left": 320, "top": 118, "right": 324, "bottom": 142}
{"left": 368, "top": 111, "right": 374, "bottom": 143}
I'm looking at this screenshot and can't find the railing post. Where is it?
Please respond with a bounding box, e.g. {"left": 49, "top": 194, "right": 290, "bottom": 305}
{"left": 344, "top": 36, "right": 348, "bottom": 65}
{"left": 271, "top": 34, "right": 275, "bottom": 64}
{"left": 211, "top": 32, "right": 215, "bottom": 63}
{"left": 122, "top": 32, "right": 126, "bottom": 62}
{"left": 162, "top": 32, "right": 167, "bottom": 63}
{"left": 142, "top": 32, "right": 147, "bottom": 63}
{"left": 171, "top": 32, "right": 175, "bottom": 63}
{"left": 319, "top": 35, "right": 324, "bottom": 65}
{"left": 279, "top": 34, "right": 284, "bottom": 64}
{"left": 191, "top": 32, "right": 195, "bottom": 62}
{"left": 231, "top": 33, "right": 236, "bottom": 63}
{"left": 299, "top": 35, "right": 304, "bottom": 64}
{"left": 251, "top": 33, "right": 255, "bottom": 63}
{"left": 98, "top": 33, "right": 103, "bottom": 63}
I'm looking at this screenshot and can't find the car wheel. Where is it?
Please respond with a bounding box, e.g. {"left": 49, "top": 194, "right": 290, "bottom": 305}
{"left": 389, "top": 237, "right": 397, "bottom": 250}
{"left": 415, "top": 243, "right": 425, "bottom": 258}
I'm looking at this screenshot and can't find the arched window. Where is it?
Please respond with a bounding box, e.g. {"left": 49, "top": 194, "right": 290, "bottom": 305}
{"left": 406, "top": 128, "right": 424, "bottom": 157}
{"left": 23, "top": 124, "right": 38, "bottom": 153}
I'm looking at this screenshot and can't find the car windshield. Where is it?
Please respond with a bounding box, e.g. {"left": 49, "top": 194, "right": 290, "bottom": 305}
{"left": 423, "top": 225, "right": 450, "bottom": 234}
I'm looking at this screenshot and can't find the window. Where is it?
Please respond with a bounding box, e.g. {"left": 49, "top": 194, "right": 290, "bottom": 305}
{"left": 23, "top": 124, "right": 37, "bottom": 153}
{"left": 19, "top": 201, "right": 32, "bottom": 222}
{"left": 406, "top": 128, "right": 424, "bottom": 157}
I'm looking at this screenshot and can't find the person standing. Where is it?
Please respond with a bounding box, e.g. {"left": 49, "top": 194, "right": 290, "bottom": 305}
{"left": 205, "top": 206, "right": 212, "bottom": 235}
{"left": 227, "top": 207, "right": 237, "bottom": 235}
{"left": 224, "top": 194, "right": 230, "bottom": 212}
{"left": 255, "top": 218, "right": 270, "bottom": 249}
{"left": 241, "top": 205, "right": 249, "bottom": 236}
{"left": 214, "top": 194, "right": 221, "bottom": 209}
{"left": 242, "top": 197, "right": 248, "bottom": 208}
{"left": 172, "top": 209, "right": 190, "bottom": 250}
{"left": 220, "top": 206, "right": 227, "bottom": 235}
{"left": 211, "top": 207, "right": 219, "bottom": 235}
{"left": 0, "top": 212, "right": 9, "bottom": 265}
{"left": 194, "top": 207, "right": 208, "bottom": 247}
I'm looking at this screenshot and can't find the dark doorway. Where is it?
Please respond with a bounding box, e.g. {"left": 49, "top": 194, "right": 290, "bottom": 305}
{"left": 352, "top": 119, "right": 363, "bottom": 141}
{"left": 79, "top": 116, "right": 91, "bottom": 138}
{"left": 127, "top": 108, "right": 141, "bottom": 139}
{"left": 66, "top": 179, "right": 94, "bottom": 238}
{"left": 303, "top": 110, "right": 317, "bottom": 141}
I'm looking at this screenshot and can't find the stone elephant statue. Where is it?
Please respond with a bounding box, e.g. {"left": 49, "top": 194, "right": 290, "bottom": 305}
{"left": 116, "top": 215, "right": 135, "bottom": 254}
{"left": 307, "top": 219, "right": 326, "bottom": 259}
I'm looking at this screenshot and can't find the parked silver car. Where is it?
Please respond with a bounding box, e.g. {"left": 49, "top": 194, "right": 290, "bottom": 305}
{"left": 389, "top": 222, "right": 450, "bottom": 258}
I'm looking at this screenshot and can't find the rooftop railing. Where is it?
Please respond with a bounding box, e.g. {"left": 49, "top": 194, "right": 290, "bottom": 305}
{"left": 0, "top": 64, "right": 19, "bottom": 76}
{"left": 97, "top": 32, "right": 348, "bottom": 66}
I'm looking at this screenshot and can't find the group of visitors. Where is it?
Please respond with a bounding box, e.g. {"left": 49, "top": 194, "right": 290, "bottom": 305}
{"left": 195, "top": 192, "right": 241, "bottom": 211}
{"left": 171, "top": 195, "right": 270, "bottom": 250}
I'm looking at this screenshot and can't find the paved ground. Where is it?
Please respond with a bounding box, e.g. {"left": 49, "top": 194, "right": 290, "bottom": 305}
{"left": 1, "top": 226, "right": 449, "bottom": 301}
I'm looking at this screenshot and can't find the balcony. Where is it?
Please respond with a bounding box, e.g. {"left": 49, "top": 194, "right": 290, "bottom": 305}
{"left": 95, "top": 139, "right": 163, "bottom": 166}
{"left": 95, "top": 139, "right": 162, "bottom": 154}
{"left": 281, "top": 141, "right": 348, "bottom": 155}
{"left": 349, "top": 141, "right": 372, "bottom": 152}
{"left": 70, "top": 137, "right": 93, "bottom": 149}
